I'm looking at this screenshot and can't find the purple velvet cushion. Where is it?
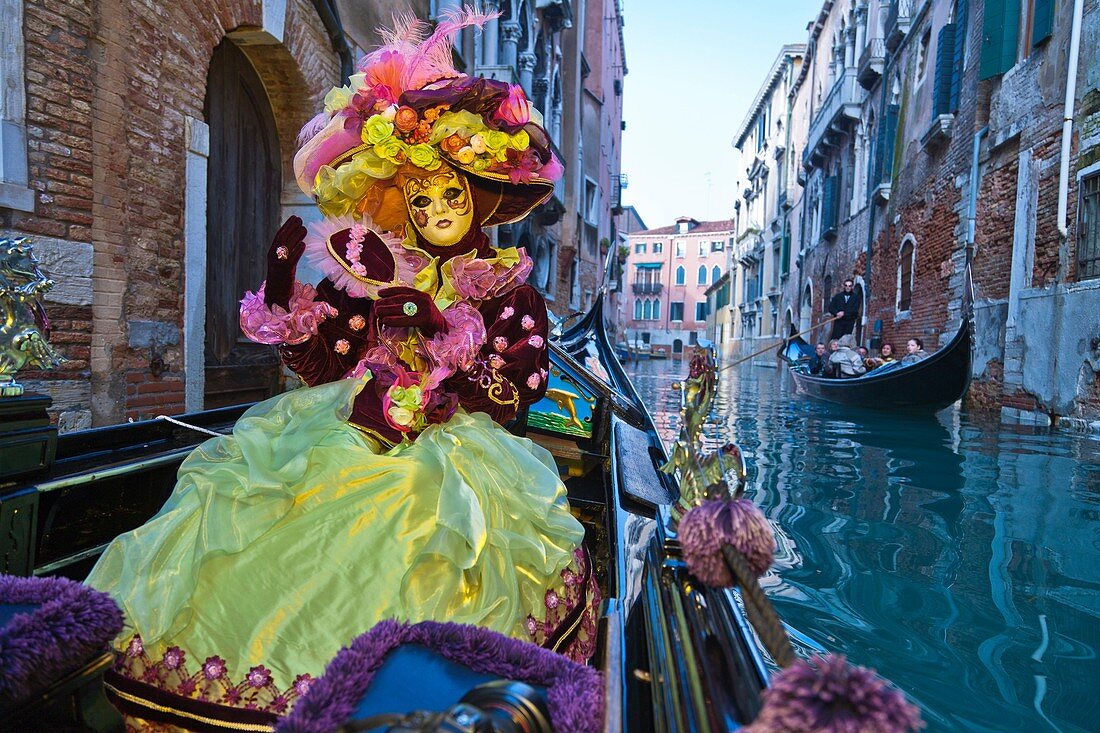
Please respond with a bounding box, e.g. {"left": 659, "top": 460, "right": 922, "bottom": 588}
{"left": 278, "top": 620, "right": 603, "bottom": 733}
{"left": 0, "top": 575, "right": 124, "bottom": 704}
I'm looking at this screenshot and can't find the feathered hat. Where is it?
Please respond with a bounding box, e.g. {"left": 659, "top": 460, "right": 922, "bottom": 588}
{"left": 293, "top": 10, "right": 563, "bottom": 234}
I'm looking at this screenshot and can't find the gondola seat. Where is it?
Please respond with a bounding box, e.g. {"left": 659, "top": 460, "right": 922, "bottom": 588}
{"left": 0, "top": 574, "right": 124, "bottom": 731}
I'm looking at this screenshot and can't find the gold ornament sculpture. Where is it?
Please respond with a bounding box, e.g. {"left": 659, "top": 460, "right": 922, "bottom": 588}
{"left": 0, "top": 238, "right": 64, "bottom": 396}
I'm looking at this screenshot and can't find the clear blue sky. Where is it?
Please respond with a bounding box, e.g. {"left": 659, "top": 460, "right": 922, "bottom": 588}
{"left": 620, "top": 0, "right": 822, "bottom": 229}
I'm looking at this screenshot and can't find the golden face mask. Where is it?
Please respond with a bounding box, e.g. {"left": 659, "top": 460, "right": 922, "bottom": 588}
{"left": 403, "top": 168, "right": 474, "bottom": 247}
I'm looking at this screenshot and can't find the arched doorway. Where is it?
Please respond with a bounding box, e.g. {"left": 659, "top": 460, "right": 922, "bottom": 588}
{"left": 672, "top": 338, "right": 684, "bottom": 355}
{"left": 203, "top": 39, "right": 282, "bottom": 407}
{"left": 800, "top": 281, "right": 813, "bottom": 333}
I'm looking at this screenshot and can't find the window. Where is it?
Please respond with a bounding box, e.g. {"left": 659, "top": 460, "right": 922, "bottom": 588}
{"left": 695, "top": 301, "right": 707, "bottom": 321}
{"left": 698, "top": 241, "right": 707, "bottom": 257}
{"left": 898, "top": 237, "right": 916, "bottom": 312}
{"left": 712, "top": 265, "right": 721, "bottom": 284}
{"left": 1078, "top": 171, "right": 1100, "bottom": 280}
{"left": 584, "top": 178, "right": 599, "bottom": 224}
{"left": 675, "top": 240, "right": 685, "bottom": 257}
{"left": 653, "top": 242, "right": 664, "bottom": 254}
{"left": 634, "top": 299, "right": 643, "bottom": 320}
{"left": 711, "top": 240, "right": 724, "bottom": 252}
{"left": 643, "top": 299, "right": 652, "bottom": 320}
{"left": 697, "top": 265, "right": 707, "bottom": 285}
{"left": 635, "top": 242, "right": 646, "bottom": 254}
{"left": 916, "top": 29, "right": 931, "bottom": 85}
{"left": 670, "top": 301, "right": 684, "bottom": 321}
{"left": 0, "top": 0, "right": 33, "bottom": 212}
{"left": 675, "top": 266, "right": 685, "bottom": 285}
{"left": 652, "top": 299, "right": 660, "bottom": 320}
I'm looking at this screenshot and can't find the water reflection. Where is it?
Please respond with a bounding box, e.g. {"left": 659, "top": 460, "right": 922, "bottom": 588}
{"left": 626, "top": 357, "right": 1100, "bottom": 733}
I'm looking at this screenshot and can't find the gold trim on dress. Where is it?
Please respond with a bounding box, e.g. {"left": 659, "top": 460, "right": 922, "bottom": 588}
{"left": 104, "top": 684, "right": 275, "bottom": 733}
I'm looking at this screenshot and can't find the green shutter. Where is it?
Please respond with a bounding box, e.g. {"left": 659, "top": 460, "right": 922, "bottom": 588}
{"left": 780, "top": 229, "right": 791, "bottom": 275}
{"left": 951, "top": 0, "right": 969, "bottom": 111}
{"left": 872, "top": 103, "right": 900, "bottom": 186}
{"left": 1032, "top": 0, "right": 1054, "bottom": 46}
{"left": 980, "top": 0, "right": 1020, "bottom": 79}
{"left": 822, "top": 176, "right": 838, "bottom": 237}
{"left": 933, "top": 23, "right": 958, "bottom": 116}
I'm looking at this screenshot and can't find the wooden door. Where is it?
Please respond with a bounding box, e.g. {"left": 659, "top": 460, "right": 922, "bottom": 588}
{"left": 203, "top": 40, "right": 281, "bottom": 408}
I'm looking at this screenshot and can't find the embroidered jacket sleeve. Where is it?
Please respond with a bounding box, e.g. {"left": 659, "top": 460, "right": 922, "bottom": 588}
{"left": 445, "top": 284, "right": 550, "bottom": 424}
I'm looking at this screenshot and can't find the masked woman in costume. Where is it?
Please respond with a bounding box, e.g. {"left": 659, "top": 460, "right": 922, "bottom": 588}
{"left": 86, "top": 14, "right": 597, "bottom": 728}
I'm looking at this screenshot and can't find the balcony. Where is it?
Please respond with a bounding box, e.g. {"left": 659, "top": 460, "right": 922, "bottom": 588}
{"left": 885, "top": 0, "right": 913, "bottom": 53}
{"left": 632, "top": 282, "right": 663, "bottom": 295}
{"left": 802, "top": 69, "right": 862, "bottom": 168}
{"left": 858, "top": 37, "right": 886, "bottom": 89}
{"left": 476, "top": 64, "right": 519, "bottom": 86}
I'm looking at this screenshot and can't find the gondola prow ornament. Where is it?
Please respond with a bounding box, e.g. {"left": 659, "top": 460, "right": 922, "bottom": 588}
{"left": 661, "top": 345, "right": 925, "bottom": 733}
{"left": 0, "top": 237, "right": 64, "bottom": 397}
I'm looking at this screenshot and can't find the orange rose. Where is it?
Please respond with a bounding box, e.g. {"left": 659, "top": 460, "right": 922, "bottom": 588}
{"left": 394, "top": 106, "right": 419, "bottom": 133}
{"left": 441, "top": 134, "right": 466, "bottom": 154}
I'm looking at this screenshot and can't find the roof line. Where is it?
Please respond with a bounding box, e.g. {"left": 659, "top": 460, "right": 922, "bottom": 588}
{"left": 732, "top": 43, "right": 806, "bottom": 150}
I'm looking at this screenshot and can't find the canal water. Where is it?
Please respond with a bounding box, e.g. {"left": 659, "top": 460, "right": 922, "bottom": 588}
{"left": 624, "top": 357, "right": 1100, "bottom": 733}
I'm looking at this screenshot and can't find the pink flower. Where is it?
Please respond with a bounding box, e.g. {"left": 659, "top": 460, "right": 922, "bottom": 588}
{"left": 525, "top": 616, "right": 539, "bottom": 635}
{"left": 293, "top": 674, "right": 315, "bottom": 697}
{"left": 334, "top": 339, "right": 350, "bottom": 355}
{"left": 271, "top": 695, "right": 290, "bottom": 714}
{"left": 424, "top": 302, "right": 487, "bottom": 374}
{"left": 489, "top": 354, "right": 505, "bottom": 369}
{"left": 494, "top": 336, "right": 509, "bottom": 351}
{"left": 127, "top": 636, "right": 144, "bottom": 658}
{"left": 449, "top": 256, "right": 502, "bottom": 300}
{"left": 545, "top": 589, "right": 560, "bottom": 609}
{"left": 526, "top": 372, "right": 541, "bottom": 389}
{"left": 527, "top": 334, "right": 544, "bottom": 348}
{"left": 500, "top": 306, "right": 515, "bottom": 320}
{"left": 521, "top": 315, "right": 535, "bottom": 331}
{"left": 163, "top": 646, "right": 185, "bottom": 670}
{"left": 203, "top": 656, "right": 227, "bottom": 680}
{"left": 494, "top": 84, "right": 531, "bottom": 127}
{"left": 562, "top": 569, "right": 577, "bottom": 586}
{"left": 246, "top": 665, "right": 272, "bottom": 688}
{"left": 223, "top": 688, "right": 242, "bottom": 705}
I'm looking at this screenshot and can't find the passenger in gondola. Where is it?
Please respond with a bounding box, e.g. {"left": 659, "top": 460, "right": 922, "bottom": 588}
{"left": 85, "top": 14, "right": 597, "bottom": 727}
{"left": 808, "top": 342, "right": 828, "bottom": 375}
{"left": 866, "top": 342, "right": 897, "bottom": 370}
{"left": 901, "top": 337, "right": 930, "bottom": 364}
{"left": 828, "top": 334, "right": 867, "bottom": 378}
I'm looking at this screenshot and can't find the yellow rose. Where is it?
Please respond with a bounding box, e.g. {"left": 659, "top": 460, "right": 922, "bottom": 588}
{"left": 362, "top": 115, "right": 395, "bottom": 145}
{"left": 407, "top": 144, "right": 441, "bottom": 170}
{"left": 484, "top": 130, "right": 509, "bottom": 152}
{"left": 323, "top": 86, "right": 353, "bottom": 114}
{"left": 373, "top": 137, "right": 407, "bottom": 166}
{"left": 455, "top": 146, "right": 476, "bottom": 165}
{"left": 387, "top": 405, "right": 415, "bottom": 427}
{"left": 472, "top": 157, "right": 490, "bottom": 171}
{"left": 508, "top": 129, "right": 530, "bottom": 150}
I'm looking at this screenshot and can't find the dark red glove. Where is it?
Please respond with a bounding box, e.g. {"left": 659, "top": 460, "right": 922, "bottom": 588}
{"left": 375, "top": 286, "right": 446, "bottom": 336}
{"left": 264, "top": 216, "right": 308, "bottom": 310}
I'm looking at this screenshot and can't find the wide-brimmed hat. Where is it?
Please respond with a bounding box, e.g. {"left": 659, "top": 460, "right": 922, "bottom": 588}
{"left": 293, "top": 12, "right": 562, "bottom": 233}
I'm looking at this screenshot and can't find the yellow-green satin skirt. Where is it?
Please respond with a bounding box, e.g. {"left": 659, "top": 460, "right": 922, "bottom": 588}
{"left": 86, "top": 378, "right": 584, "bottom": 686}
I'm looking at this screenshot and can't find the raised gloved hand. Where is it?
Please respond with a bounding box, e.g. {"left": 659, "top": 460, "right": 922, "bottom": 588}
{"left": 375, "top": 286, "right": 446, "bottom": 336}
{"left": 264, "top": 216, "right": 308, "bottom": 310}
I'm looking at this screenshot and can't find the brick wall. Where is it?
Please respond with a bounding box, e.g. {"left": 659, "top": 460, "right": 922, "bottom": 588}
{"left": 5, "top": 0, "right": 338, "bottom": 427}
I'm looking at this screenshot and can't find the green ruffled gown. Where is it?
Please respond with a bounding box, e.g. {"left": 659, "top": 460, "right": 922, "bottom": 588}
{"left": 86, "top": 377, "right": 585, "bottom": 691}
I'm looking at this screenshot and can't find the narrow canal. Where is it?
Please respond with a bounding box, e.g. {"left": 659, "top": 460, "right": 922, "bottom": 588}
{"left": 625, "top": 357, "right": 1100, "bottom": 733}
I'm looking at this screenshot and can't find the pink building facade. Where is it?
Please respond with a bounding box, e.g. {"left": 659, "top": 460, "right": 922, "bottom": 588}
{"left": 621, "top": 217, "right": 735, "bottom": 355}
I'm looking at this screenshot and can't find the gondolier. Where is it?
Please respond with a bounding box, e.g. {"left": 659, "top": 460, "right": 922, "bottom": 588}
{"left": 827, "top": 278, "right": 859, "bottom": 339}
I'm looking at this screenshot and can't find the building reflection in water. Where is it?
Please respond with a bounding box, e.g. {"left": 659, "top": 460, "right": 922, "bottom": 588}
{"left": 625, "top": 357, "right": 1100, "bottom": 733}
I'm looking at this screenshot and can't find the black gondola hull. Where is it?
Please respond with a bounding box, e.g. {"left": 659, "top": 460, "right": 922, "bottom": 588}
{"left": 783, "top": 317, "right": 973, "bottom": 411}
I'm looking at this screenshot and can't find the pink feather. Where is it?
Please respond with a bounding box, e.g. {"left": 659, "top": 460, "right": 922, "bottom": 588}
{"left": 297, "top": 112, "right": 332, "bottom": 146}
{"left": 404, "top": 6, "right": 501, "bottom": 90}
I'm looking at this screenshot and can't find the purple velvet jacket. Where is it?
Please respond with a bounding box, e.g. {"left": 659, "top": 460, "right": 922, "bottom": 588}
{"left": 250, "top": 229, "right": 549, "bottom": 446}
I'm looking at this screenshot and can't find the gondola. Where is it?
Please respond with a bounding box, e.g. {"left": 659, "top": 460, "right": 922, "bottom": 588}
{"left": 778, "top": 313, "right": 973, "bottom": 411}
{"left": 1, "top": 290, "right": 772, "bottom": 731}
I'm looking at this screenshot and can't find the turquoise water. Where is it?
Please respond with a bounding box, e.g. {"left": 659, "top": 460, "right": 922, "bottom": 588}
{"left": 625, "top": 358, "right": 1100, "bottom": 733}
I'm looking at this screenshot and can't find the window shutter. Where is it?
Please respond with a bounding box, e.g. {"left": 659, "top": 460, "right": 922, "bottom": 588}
{"left": 951, "top": 0, "right": 969, "bottom": 111}
{"left": 822, "top": 176, "right": 838, "bottom": 237}
{"left": 1031, "top": 0, "right": 1054, "bottom": 46}
{"left": 780, "top": 229, "right": 791, "bottom": 275}
{"left": 980, "top": 0, "right": 1020, "bottom": 79}
{"left": 873, "top": 104, "right": 900, "bottom": 185}
{"left": 933, "top": 23, "right": 957, "bottom": 116}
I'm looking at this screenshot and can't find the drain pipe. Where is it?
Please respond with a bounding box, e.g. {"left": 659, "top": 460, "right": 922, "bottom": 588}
{"left": 1057, "top": 0, "right": 1085, "bottom": 240}
{"left": 312, "top": 0, "right": 355, "bottom": 84}
{"left": 967, "top": 126, "right": 989, "bottom": 261}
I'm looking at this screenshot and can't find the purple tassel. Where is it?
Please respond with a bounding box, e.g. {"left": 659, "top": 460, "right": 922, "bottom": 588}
{"left": 746, "top": 654, "right": 924, "bottom": 733}
{"left": 0, "top": 574, "right": 124, "bottom": 703}
{"left": 678, "top": 498, "right": 775, "bottom": 587}
{"left": 278, "top": 620, "right": 603, "bottom": 733}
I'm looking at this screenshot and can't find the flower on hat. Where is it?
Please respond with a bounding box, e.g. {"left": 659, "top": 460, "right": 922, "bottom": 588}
{"left": 394, "top": 106, "right": 419, "bottom": 133}
{"left": 407, "top": 144, "right": 441, "bottom": 170}
{"left": 363, "top": 115, "right": 395, "bottom": 145}
{"left": 494, "top": 84, "right": 531, "bottom": 127}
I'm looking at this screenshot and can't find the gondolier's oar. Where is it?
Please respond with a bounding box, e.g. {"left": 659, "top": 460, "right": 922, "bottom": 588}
{"left": 717, "top": 315, "right": 839, "bottom": 373}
